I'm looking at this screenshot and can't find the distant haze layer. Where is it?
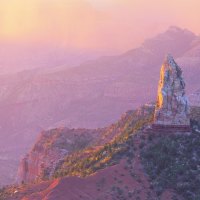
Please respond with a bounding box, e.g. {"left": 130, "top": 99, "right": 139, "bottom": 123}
{"left": 0, "top": 0, "right": 199, "bottom": 54}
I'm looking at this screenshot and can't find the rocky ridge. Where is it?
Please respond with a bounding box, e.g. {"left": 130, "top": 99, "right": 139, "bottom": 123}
{"left": 2, "top": 103, "right": 200, "bottom": 200}
{"left": 17, "top": 128, "right": 103, "bottom": 183}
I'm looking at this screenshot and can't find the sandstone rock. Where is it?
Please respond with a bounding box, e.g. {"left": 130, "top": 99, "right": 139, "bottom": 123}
{"left": 154, "top": 54, "right": 190, "bottom": 128}
{"left": 17, "top": 128, "right": 102, "bottom": 183}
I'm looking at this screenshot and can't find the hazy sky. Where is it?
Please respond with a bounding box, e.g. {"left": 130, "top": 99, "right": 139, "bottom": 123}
{"left": 0, "top": 0, "right": 200, "bottom": 53}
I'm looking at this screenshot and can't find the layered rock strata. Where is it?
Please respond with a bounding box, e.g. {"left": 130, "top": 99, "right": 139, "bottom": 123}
{"left": 153, "top": 54, "right": 190, "bottom": 132}
{"left": 17, "top": 128, "right": 102, "bottom": 183}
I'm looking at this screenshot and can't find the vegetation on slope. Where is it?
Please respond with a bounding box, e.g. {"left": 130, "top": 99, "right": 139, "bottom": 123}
{"left": 0, "top": 186, "right": 17, "bottom": 200}
{"left": 141, "top": 129, "right": 200, "bottom": 200}
{"left": 0, "top": 105, "right": 154, "bottom": 199}
{"left": 2, "top": 106, "right": 200, "bottom": 200}
{"left": 52, "top": 105, "right": 154, "bottom": 179}
{"left": 190, "top": 106, "right": 200, "bottom": 130}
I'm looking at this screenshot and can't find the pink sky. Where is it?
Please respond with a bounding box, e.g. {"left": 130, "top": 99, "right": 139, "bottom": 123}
{"left": 0, "top": 0, "right": 200, "bottom": 54}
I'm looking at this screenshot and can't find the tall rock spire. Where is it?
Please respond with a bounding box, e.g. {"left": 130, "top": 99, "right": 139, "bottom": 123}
{"left": 154, "top": 54, "right": 190, "bottom": 128}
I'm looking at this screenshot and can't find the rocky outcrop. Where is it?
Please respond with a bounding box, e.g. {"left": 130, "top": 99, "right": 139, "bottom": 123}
{"left": 17, "top": 128, "right": 103, "bottom": 183}
{"left": 154, "top": 54, "right": 190, "bottom": 130}
{"left": 16, "top": 105, "right": 155, "bottom": 184}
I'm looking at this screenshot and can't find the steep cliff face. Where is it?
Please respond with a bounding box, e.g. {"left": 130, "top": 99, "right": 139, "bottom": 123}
{"left": 154, "top": 54, "right": 190, "bottom": 127}
{"left": 4, "top": 105, "right": 200, "bottom": 200}
{"left": 17, "top": 105, "right": 155, "bottom": 184}
{"left": 5, "top": 105, "right": 156, "bottom": 200}
{"left": 17, "top": 128, "right": 103, "bottom": 183}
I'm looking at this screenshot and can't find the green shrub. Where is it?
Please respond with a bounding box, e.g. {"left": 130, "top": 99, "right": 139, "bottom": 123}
{"left": 141, "top": 133, "right": 200, "bottom": 200}
{"left": 53, "top": 106, "right": 154, "bottom": 179}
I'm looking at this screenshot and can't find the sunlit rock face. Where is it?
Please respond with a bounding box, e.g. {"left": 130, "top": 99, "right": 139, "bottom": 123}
{"left": 154, "top": 54, "right": 190, "bottom": 127}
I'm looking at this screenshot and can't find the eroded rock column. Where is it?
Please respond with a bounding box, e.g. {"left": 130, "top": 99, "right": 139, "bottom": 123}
{"left": 153, "top": 54, "right": 190, "bottom": 131}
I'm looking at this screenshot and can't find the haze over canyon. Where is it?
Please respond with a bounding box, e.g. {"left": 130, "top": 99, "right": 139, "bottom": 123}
{"left": 0, "top": 26, "right": 200, "bottom": 187}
